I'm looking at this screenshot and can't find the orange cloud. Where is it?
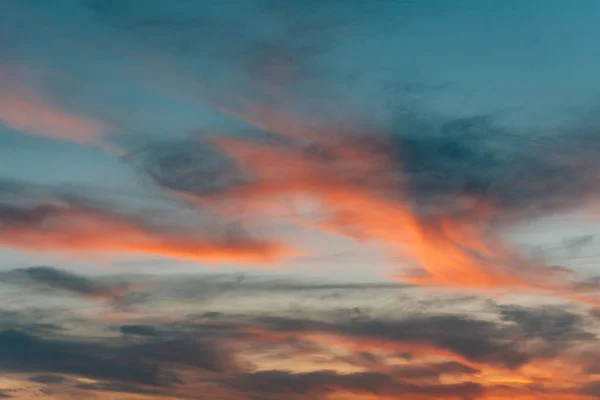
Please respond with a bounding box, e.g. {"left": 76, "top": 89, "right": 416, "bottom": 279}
{"left": 128, "top": 63, "right": 600, "bottom": 298}
{"left": 197, "top": 128, "right": 577, "bottom": 295}
{"left": 235, "top": 322, "right": 600, "bottom": 400}
{"left": 0, "top": 66, "right": 108, "bottom": 147}
{"left": 234, "top": 327, "right": 599, "bottom": 400}
{"left": 237, "top": 326, "right": 478, "bottom": 367}
{"left": 0, "top": 203, "right": 293, "bottom": 264}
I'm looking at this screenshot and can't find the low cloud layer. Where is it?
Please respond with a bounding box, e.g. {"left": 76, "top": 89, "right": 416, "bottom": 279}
{"left": 0, "top": 178, "right": 292, "bottom": 264}
{"left": 1, "top": 271, "right": 599, "bottom": 399}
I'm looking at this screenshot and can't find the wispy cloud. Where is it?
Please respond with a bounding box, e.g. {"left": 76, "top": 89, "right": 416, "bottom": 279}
{"left": 0, "top": 179, "right": 293, "bottom": 264}
{"left": 131, "top": 108, "right": 600, "bottom": 300}
{"left": 0, "top": 65, "right": 109, "bottom": 148}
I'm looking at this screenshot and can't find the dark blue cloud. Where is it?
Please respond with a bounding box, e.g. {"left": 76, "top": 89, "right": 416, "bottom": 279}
{"left": 0, "top": 330, "right": 180, "bottom": 386}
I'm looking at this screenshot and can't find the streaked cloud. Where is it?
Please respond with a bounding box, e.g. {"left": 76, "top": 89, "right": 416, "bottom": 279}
{"left": 0, "top": 179, "right": 293, "bottom": 264}
{"left": 0, "top": 266, "right": 130, "bottom": 300}
{"left": 131, "top": 109, "right": 600, "bottom": 300}
{"left": 1, "top": 270, "right": 599, "bottom": 399}
{"left": 0, "top": 66, "right": 109, "bottom": 148}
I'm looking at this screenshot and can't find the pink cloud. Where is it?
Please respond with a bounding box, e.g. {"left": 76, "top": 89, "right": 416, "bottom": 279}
{"left": 0, "top": 66, "right": 109, "bottom": 147}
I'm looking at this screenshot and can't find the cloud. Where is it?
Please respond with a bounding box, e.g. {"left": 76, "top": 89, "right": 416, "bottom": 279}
{"left": 0, "top": 65, "right": 109, "bottom": 147}
{"left": 0, "top": 266, "right": 130, "bottom": 300}
{"left": 74, "top": 381, "right": 165, "bottom": 396}
{"left": 0, "top": 313, "right": 237, "bottom": 391}
{"left": 497, "top": 305, "right": 594, "bottom": 343}
{"left": 0, "top": 178, "right": 293, "bottom": 264}
{"left": 125, "top": 98, "right": 600, "bottom": 301}
{"left": 0, "top": 330, "right": 180, "bottom": 386}
{"left": 128, "top": 140, "right": 247, "bottom": 196}
{"left": 131, "top": 126, "right": 570, "bottom": 294}
{"left": 0, "top": 309, "right": 63, "bottom": 335}
{"left": 112, "top": 272, "right": 408, "bottom": 309}
{"left": 0, "top": 202, "right": 291, "bottom": 263}
{"left": 227, "top": 309, "right": 600, "bottom": 399}
{"left": 28, "top": 374, "right": 67, "bottom": 384}
{"left": 390, "top": 112, "right": 600, "bottom": 231}
{"left": 119, "top": 324, "right": 159, "bottom": 337}
{"left": 77, "top": 0, "right": 600, "bottom": 297}
{"left": 234, "top": 370, "right": 485, "bottom": 399}
{"left": 0, "top": 272, "right": 598, "bottom": 399}
{"left": 564, "top": 234, "right": 596, "bottom": 258}
{"left": 247, "top": 314, "right": 532, "bottom": 369}
{"left": 5, "top": 2, "right": 600, "bottom": 399}
{"left": 121, "top": 336, "right": 236, "bottom": 374}
{"left": 84, "top": 0, "right": 347, "bottom": 92}
{"left": 391, "top": 361, "right": 479, "bottom": 380}
{"left": 581, "top": 381, "right": 600, "bottom": 398}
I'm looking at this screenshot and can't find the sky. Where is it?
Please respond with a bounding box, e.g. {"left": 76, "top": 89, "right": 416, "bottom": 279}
{"left": 3, "top": 0, "right": 600, "bottom": 399}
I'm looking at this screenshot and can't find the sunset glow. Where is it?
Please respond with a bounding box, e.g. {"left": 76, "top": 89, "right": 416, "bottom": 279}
{"left": 2, "top": 1, "right": 600, "bottom": 399}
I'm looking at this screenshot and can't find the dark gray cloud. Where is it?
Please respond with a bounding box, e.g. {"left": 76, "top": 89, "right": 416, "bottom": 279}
{"left": 75, "top": 381, "right": 165, "bottom": 396}
{"left": 0, "top": 266, "right": 130, "bottom": 299}
{"left": 498, "top": 305, "right": 593, "bottom": 343}
{"left": 388, "top": 112, "right": 600, "bottom": 222}
{"left": 0, "top": 320, "right": 240, "bottom": 390}
{"left": 122, "top": 336, "right": 235, "bottom": 374}
{"left": 581, "top": 380, "right": 600, "bottom": 398}
{"left": 28, "top": 374, "right": 67, "bottom": 384}
{"left": 119, "top": 324, "right": 159, "bottom": 337}
{"left": 127, "top": 139, "right": 247, "bottom": 196}
{"left": 0, "top": 330, "right": 179, "bottom": 386}
{"left": 0, "top": 294, "right": 241, "bottom": 389}
{"left": 234, "top": 370, "right": 484, "bottom": 399}
{"left": 251, "top": 314, "right": 531, "bottom": 369}
{"left": 0, "top": 309, "right": 63, "bottom": 335}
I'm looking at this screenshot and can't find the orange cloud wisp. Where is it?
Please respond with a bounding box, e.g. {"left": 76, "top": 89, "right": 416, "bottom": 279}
{"left": 207, "top": 132, "right": 560, "bottom": 291}
{"left": 0, "top": 66, "right": 107, "bottom": 146}
{"left": 0, "top": 206, "right": 293, "bottom": 263}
